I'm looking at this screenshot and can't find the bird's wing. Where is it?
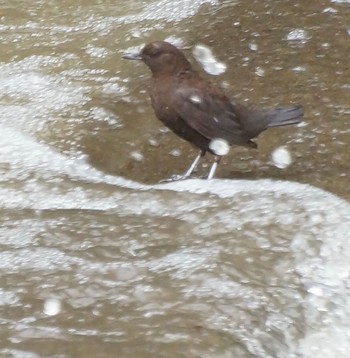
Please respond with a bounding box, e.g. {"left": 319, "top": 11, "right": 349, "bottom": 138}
{"left": 171, "top": 87, "right": 249, "bottom": 144}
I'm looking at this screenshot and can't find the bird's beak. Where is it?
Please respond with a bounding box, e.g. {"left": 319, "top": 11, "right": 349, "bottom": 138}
{"left": 122, "top": 51, "right": 142, "bottom": 60}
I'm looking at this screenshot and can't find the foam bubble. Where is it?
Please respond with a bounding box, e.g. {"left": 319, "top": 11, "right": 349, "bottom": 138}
{"left": 209, "top": 138, "right": 230, "bottom": 156}
{"left": 43, "top": 298, "right": 62, "bottom": 316}
{"left": 271, "top": 146, "right": 292, "bottom": 169}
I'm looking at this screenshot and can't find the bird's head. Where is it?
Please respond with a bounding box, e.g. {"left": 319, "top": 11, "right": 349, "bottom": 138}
{"left": 123, "top": 41, "right": 192, "bottom": 76}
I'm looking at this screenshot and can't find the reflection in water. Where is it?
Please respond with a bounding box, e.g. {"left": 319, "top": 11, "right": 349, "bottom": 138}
{"left": 0, "top": 0, "right": 350, "bottom": 357}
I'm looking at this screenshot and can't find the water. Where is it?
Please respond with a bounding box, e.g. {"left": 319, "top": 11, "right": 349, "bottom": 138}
{"left": 1, "top": 0, "right": 350, "bottom": 357}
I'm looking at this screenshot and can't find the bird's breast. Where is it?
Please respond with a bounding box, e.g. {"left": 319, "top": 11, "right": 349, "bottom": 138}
{"left": 150, "top": 80, "right": 177, "bottom": 123}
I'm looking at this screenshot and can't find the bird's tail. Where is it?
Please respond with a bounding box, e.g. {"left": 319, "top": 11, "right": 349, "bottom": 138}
{"left": 266, "top": 105, "right": 304, "bottom": 127}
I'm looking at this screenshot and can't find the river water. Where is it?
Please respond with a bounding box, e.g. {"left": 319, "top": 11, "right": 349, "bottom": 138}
{"left": 1, "top": 0, "right": 350, "bottom": 357}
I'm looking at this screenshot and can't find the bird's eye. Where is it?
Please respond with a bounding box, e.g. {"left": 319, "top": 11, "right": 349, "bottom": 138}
{"left": 150, "top": 50, "right": 162, "bottom": 58}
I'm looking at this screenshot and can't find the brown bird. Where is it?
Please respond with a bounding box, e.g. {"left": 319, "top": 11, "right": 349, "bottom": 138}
{"left": 123, "top": 41, "right": 303, "bottom": 180}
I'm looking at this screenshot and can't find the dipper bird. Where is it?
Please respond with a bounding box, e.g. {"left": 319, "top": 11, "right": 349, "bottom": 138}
{"left": 123, "top": 41, "right": 303, "bottom": 180}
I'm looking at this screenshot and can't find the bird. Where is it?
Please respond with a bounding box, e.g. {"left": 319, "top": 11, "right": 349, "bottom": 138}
{"left": 123, "top": 41, "right": 303, "bottom": 180}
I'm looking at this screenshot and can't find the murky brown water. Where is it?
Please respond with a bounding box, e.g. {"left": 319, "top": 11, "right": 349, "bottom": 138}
{"left": 1, "top": 0, "right": 350, "bottom": 357}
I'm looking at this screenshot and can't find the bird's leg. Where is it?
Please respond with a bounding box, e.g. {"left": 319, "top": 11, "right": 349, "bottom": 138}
{"left": 183, "top": 150, "right": 205, "bottom": 178}
{"left": 159, "top": 150, "right": 205, "bottom": 183}
{"left": 207, "top": 155, "right": 221, "bottom": 180}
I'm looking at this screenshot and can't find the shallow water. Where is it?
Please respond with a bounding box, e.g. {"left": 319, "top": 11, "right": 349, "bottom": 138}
{"left": 1, "top": 0, "right": 350, "bottom": 357}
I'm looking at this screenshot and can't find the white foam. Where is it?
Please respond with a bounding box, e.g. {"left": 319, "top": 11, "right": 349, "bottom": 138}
{"left": 192, "top": 44, "right": 227, "bottom": 76}
{"left": 1, "top": 125, "right": 350, "bottom": 356}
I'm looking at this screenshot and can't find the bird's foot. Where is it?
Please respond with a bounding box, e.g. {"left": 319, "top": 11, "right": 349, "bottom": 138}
{"left": 159, "top": 174, "right": 192, "bottom": 183}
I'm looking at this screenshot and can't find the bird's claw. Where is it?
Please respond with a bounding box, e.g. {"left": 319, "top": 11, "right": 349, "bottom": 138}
{"left": 159, "top": 174, "right": 190, "bottom": 183}
{"left": 159, "top": 174, "right": 207, "bottom": 183}
{"left": 160, "top": 173, "right": 207, "bottom": 182}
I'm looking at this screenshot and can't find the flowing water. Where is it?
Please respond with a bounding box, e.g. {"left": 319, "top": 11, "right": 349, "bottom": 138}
{"left": 1, "top": 0, "right": 350, "bottom": 357}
